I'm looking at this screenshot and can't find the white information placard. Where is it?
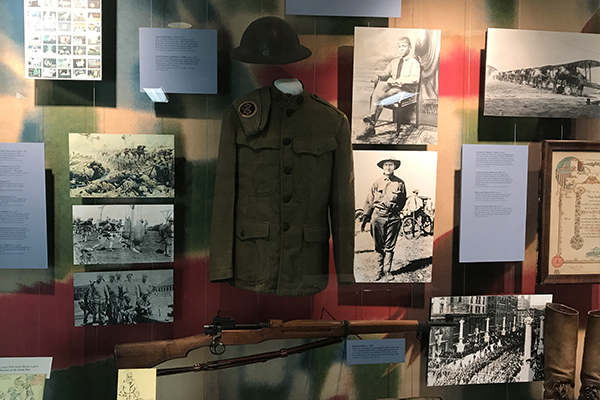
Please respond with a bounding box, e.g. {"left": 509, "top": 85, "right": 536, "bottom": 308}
{"left": 24, "top": 0, "right": 102, "bottom": 80}
{"left": 0, "top": 357, "right": 53, "bottom": 378}
{"left": 459, "top": 144, "right": 528, "bottom": 263}
{"left": 139, "top": 28, "right": 218, "bottom": 94}
{"left": 286, "top": 0, "right": 401, "bottom": 18}
{"left": 346, "top": 339, "right": 405, "bottom": 365}
{"left": 0, "top": 143, "right": 48, "bottom": 269}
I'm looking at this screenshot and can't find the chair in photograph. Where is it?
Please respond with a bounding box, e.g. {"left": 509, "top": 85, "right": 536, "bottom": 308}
{"left": 369, "top": 71, "right": 421, "bottom": 136}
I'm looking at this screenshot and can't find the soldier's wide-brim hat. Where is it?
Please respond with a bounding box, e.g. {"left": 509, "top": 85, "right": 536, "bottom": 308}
{"left": 377, "top": 157, "right": 401, "bottom": 169}
{"left": 230, "top": 16, "right": 312, "bottom": 64}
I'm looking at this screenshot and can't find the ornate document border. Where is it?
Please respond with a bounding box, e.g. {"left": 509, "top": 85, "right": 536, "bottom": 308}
{"left": 540, "top": 140, "right": 600, "bottom": 284}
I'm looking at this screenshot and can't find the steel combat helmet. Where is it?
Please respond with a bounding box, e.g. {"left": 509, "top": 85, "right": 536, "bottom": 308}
{"left": 230, "top": 16, "right": 312, "bottom": 64}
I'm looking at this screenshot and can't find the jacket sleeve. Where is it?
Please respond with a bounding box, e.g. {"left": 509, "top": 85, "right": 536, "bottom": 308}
{"left": 397, "top": 179, "right": 408, "bottom": 212}
{"left": 362, "top": 182, "right": 376, "bottom": 219}
{"left": 330, "top": 114, "right": 356, "bottom": 285}
{"left": 209, "top": 106, "right": 238, "bottom": 281}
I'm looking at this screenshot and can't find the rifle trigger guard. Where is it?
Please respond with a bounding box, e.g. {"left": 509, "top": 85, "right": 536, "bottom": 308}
{"left": 210, "top": 331, "right": 226, "bottom": 355}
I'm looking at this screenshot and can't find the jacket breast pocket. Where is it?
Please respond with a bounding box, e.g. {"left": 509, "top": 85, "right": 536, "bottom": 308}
{"left": 292, "top": 137, "right": 337, "bottom": 202}
{"left": 236, "top": 131, "right": 280, "bottom": 195}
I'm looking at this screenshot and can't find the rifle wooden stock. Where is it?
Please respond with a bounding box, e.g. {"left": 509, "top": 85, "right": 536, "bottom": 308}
{"left": 114, "top": 319, "right": 421, "bottom": 370}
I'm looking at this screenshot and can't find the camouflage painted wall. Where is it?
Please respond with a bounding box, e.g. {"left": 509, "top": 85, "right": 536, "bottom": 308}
{"left": 0, "top": 0, "right": 599, "bottom": 399}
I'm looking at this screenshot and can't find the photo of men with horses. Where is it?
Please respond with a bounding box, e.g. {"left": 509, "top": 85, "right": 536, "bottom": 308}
{"left": 351, "top": 27, "right": 440, "bottom": 145}
{"left": 72, "top": 204, "right": 174, "bottom": 265}
{"left": 73, "top": 269, "right": 173, "bottom": 326}
{"left": 69, "top": 133, "right": 175, "bottom": 198}
{"left": 485, "top": 29, "right": 600, "bottom": 119}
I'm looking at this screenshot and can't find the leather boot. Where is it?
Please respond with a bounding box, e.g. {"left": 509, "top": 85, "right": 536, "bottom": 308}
{"left": 363, "top": 105, "right": 383, "bottom": 125}
{"left": 579, "top": 310, "right": 600, "bottom": 400}
{"left": 544, "top": 303, "right": 579, "bottom": 400}
{"left": 357, "top": 123, "right": 376, "bottom": 140}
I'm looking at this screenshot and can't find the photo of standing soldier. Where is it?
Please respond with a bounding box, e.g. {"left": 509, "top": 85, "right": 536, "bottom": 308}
{"left": 136, "top": 273, "right": 154, "bottom": 317}
{"left": 89, "top": 274, "right": 109, "bottom": 325}
{"left": 122, "top": 273, "right": 139, "bottom": 311}
{"left": 106, "top": 273, "right": 121, "bottom": 324}
{"left": 360, "top": 156, "right": 407, "bottom": 281}
{"left": 354, "top": 150, "right": 437, "bottom": 283}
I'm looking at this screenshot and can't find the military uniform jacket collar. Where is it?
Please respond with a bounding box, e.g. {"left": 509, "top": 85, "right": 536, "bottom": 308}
{"left": 231, "top": 81, "right": 310, "bottom": 137}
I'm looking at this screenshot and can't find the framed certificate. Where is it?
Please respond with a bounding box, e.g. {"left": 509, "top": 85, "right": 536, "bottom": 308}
{"left": 540, "top": 140, "right": 600, "bottom": 284}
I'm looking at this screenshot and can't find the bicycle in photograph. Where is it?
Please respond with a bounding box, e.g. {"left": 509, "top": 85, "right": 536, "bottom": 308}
{"left": 401, "top": 208, "right": 433, "bottom": 239}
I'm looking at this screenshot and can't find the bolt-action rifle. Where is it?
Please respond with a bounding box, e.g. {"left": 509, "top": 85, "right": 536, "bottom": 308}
{"left": 114, "top": 316, "right": 455, "bottom": 376}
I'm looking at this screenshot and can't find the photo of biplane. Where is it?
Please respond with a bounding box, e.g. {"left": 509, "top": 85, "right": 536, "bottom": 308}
{"left": 484, "top": 29, "right": 600, "bottom": 119}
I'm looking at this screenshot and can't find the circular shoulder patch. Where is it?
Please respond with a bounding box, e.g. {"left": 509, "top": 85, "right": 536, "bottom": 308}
{"left": 238, "top": 101, "right": 257, "bottom": 118}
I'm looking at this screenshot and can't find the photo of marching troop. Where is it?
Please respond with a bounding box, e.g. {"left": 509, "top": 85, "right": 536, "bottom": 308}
{"left": 69, "top": 133, "right": 175, "bottom": 198}
{"left": 426, "top": 294, "right": 552, "bottom": 386}
{"left": 72, "top": 204, "right": 174, "bottom": 265}
{"left": 484, "top": 29, "right": 600, "bottom": 119}
{"left": 73, "top": 269, "right": 174, "bottom": 326}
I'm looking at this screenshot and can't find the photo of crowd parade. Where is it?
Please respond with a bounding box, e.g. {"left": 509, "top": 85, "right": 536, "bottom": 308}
{"left": 427, "top": 294, "right": 552, "bottom": 386}
{"left": 72, "top": 204, "right": 174, "bottom": 265}
{"left": 73, "top": 269, "right": 173, "bottom": 326}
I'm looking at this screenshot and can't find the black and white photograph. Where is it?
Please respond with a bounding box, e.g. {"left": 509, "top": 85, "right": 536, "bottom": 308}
{"left": 42, "top": 68, "right": 56, "bottom": 78}
{"left": 73, "top": 269, "right": 174, "bottom": 326}
{"left": 57, "top": 45, "right": 71, "bottom": 55}
{"left": 354, "top": 150, "right": 437, "bottom": 283}
{"left": 484, "top": 28, "right": 600, "bottom": 119}
{"left": 427, "top": 294, "right": 553, "bottom": 387}
{"left": 352, "top": 27, "right": 440, "bottom": 145}
{"left": 69, "top": 133, "right": 174, "bottom": 198}
{"left": 72, "top": 204, "right": 174, "bottom": 265}
{"left": 28, "top": 68, "right": 41, "bottom": 78}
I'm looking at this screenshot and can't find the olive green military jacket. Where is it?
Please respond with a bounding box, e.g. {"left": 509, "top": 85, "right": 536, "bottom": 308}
{"left": 209, "top": 83, "right": 355, "bottom": 296}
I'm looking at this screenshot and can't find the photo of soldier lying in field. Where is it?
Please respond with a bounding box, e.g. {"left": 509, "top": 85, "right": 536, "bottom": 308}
{"left": 69, "top": 133, "right": 175, "bottom": 198}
